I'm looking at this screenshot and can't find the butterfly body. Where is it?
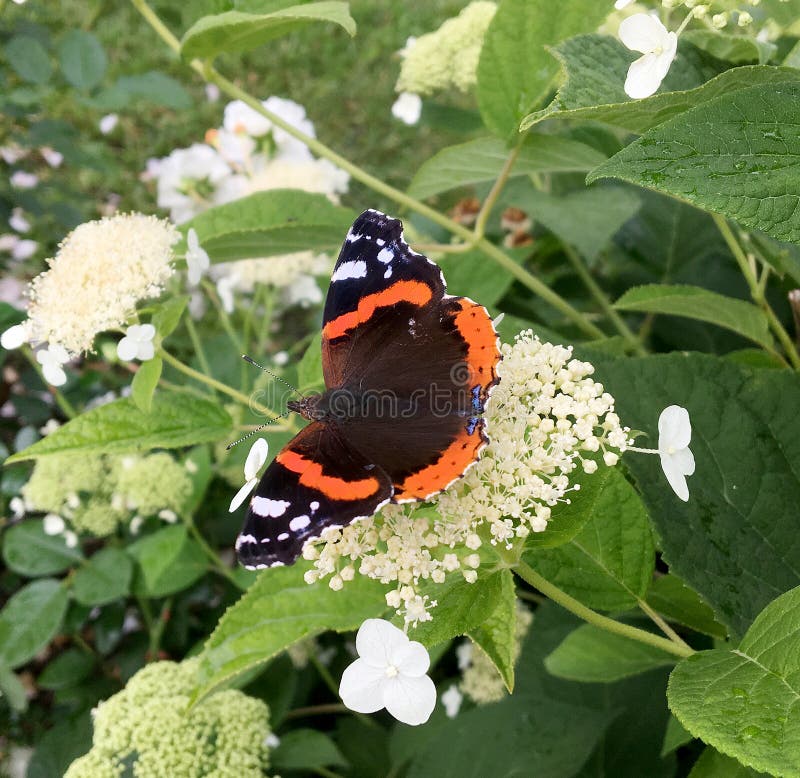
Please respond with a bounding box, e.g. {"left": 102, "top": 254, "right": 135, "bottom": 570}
{"left": 235, "top": 209, "right": 501, "bottom": 569}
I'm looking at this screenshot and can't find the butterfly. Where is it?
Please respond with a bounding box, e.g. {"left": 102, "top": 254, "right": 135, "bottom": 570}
{"left": 235, "top": 209, "right": 501, "bottom": 569}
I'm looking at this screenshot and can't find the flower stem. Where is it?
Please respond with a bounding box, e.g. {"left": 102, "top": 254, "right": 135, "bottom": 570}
{"left": 637, "top": 597, "right": 693, "bottom": 651}
{"left": 561, "top": 244, "right": 647, "bottom": 354}
{"left": 473, "top": 141, "right": 523, "bottom": 240}
{"left": 21, "top": 347, "right": 77, "bottom": 419}
{"left": 513, "top": 559, "right": 694, "bottom": 658}
{"left": 129, "top": 0, "right": 606, "bottom": 341}
{"left": 185, "top": 515, "right": 240, "bottom": 587}
{"left": 183, "top": 314, "right": 215, "bottom": 388}
{"left": 159, "top": 348, "right": 282, "bottom": 420}
{"left": 713, "top": 214, "right": 800, "bottom": 369}
{"left": 285, "top": 702, "right": 349, "bottom": 719}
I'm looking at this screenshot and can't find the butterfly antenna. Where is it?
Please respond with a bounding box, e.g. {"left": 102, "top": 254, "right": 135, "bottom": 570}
{"left": 226, "top": 413, "right": 290, "bottom": 451}
{"left": 241, "top": 354, "right": 304, "bottom": 398}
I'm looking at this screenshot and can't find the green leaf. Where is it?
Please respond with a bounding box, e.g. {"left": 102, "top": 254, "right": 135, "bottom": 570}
{"left": 193, "top": 563, "right": 386, "bottom": 701}
{"left": 72, "top": 547, "right": 133, "bottom": 606}
{"left": 683, "top": 31, "right": 776, "bottom": 66}
{"left": 476, "top": 0, "right": 611, "bottom": 137}
{"left": 587, "top": 82, "right": 800, "bottom": 245}
{"left": 57, "top": 30, "right": 107, "bottom": 90}
{"left": 546, "top": 625, "right": 675, "bottom": 683}
{"left": 0, "top": 664, "right": 28, "bottom": 712}
{"left": 151, "top": 295, "right": 188, "bottom": 340}
{"left": 26, "top": 713, "right": 93, "bottom": 778}
{"left": 438, "top": 249, "right": 517, "bottom": 308}
{"left": 0, "top": 579, "right": 69, "bottom": 669}
{"left": 6, "top": 390, "right": 232, "bottom": 463}
{"left": 517, "top": 186, "right": 641, "bottom": 260}
{"left": 181, "top": 2, "right": 356, "bottom": 59}
{"left": 593, "top": 353, "right": 800, "bottom": 638}
{"left": 271, "top": 729, "right": 348, "bottom": 771}
{"left": 646, "top": 575, "right": 727, "bottom": 640}
{"left": 689, "top": 748, "right": 771, "bottom": 777}
{"left": 614, "top": 285, "right": 773, "bottom": 350}
{"left": 662, "top": 714, "right": 693, "bottom": 757}
{"left": 407, "top": 135, "right": 606, "bottom": 201}
{"left": 182, "top": 189, "right": 355, "bottom": 262}
{"left": 467, "top": 569, "right": 517, "bottom": 691}
{"left": 525, "top": 467, "right": 654, "bottom": 610}
{"left": 2, "top": 520, "right": 84, "bottom": 576}
{"left": 297, "top": 333, "right": 324, "bottom": 393}
{"left": 668, "top": 584, "right": 800, "bottom": 777}
{"left": 6, "top": 35, "right": 53, "bottom": 84}
{"left": 38, "top": 648, "right": 94, "bottom": 690}
{"left": 131, "top": 357, "right": 163, "bottom": 413}
{"left": 409, "top": 569, "right": 505, "bottom": 649}
{"left": 522, "top": 36, "right": 777, "bottom": 132}
{"left": 111, "top": 71, "right": 192, "bottom": 109}
{"left": 128, "top": 525, "right": 207, "bottom": 598}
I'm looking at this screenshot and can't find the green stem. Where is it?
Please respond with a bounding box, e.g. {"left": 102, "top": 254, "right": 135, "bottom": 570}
{"left": 473, "top": 141, "right": 522, "bottom": 240}
{"left": 148, "top": 597, "right": 172, "bottom": 659}
{"left": 202, "top": 279, "right": 244, "bottom": 353}
{"left": 21, "top": 348, "right": 77, "bottom": 419}
{"left": 129, "top": 0, "right": 605, "bottom": 341}
{"left": 185, "top": 516, "right": 240, "bottom": 587}
{"left": 636, "top": 597, "right": 693, "bottom": 651}
{"left": 514, "top": 560, "right": 694, "bottom": 658}
{"left": 714, "top": 214, "right": 800, "bottom": 369}
{"left": 159, "top": 348, "right": 281, "bottom": 420}
{"left": 184, "top": 314, "right": 215, "bottom": 388}
{"left": 284, "top": 702, "right": 349, "bottom": 720}
{"left": 562, "top": 244, "right": 646, "bottom": 354}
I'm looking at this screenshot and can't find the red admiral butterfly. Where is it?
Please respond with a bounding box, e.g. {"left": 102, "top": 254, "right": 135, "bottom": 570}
{"left": 235, "top": 209, "right": 501, "bottom": 569}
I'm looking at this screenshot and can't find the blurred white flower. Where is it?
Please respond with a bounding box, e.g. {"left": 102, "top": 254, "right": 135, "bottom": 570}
{"left": 229, "top": 438, "right": 269, "bottom": 512}
{"left": 657, "top": 405, "right": 695, "bottom": 501}
{"left": 117, "top": 324, "right": 156, "bottom": 362}
{"left": 339, "top": 618, "right": 436, "bottom": 726}
{"left": 209, "top": 128, "right": 257, "bottom": 168}
{"left": 158, "top": 509, "right": 178, "bottom": 523}
{"left": 64, "top": 530, "right": 78, "bottom": 548}
{"left": 40, "top": 146, "right": 63, "bottom": 168}
{"left": 246, "top": 157, "right": 348, "bottom": 199}
{"left": 216, "top": 274, "right": 237, "bottom": 314}
{"left": 12, "top": 239, "right": 38, "bottom": 260}
{"left": 441, "top": 685, "right": 463, "bottom": 718}
{"left": 224, "top": 99, "right": 272, "bottom": 137}
{"left": 619, "top": 13, "right": 677, "bottom": 98}
{"left": 1, "top": 322, "right": 29, "bottom": 349}
{"left": 10, "top": 171, "right": 38, "bottom": 189}
{"left": 615, "top": 0, "right": 635, "bottom": 8}
{"left": 10, "top": 497, "right": 26, "bottom": 520}
{"left": 9, "top": 208, "right": 30, "bottom": 233}
{"left": 99, "top": 114, "right": 119, "bottom": 135}
{"left": 0, "top": 145, "right": 27, "bottom": 164}
{"left": 205, "top": 83, "right": 221, "bottom": 103}
{"left": 36, "top": 344, "right": 69, "bottom": 386}
{"left": 391, "top": 92, "right": 422, "bottom": 125}
{"left": 43, "top": 513, "right": 66, "bottom": 535}
{"left": 456, "top": 640, "right": 473, "bottom": 670}
{"left": 186, "top": 228, "right": 210, "bottom": 286}
{"left": 285, "top": 275, "right": 322, "bottom": 308}
{"left": 39, "top": 418, "right": 60, "bottom": 436}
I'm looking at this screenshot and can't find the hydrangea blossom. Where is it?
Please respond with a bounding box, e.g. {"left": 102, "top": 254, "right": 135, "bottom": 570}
{"left": 391, "top": 92, "right": 422, "bottom": 125}
{"left": 117, "top": 324, "right": 156, "bottom": 362}
{"left": 229, "top": 438, "right": 269, "bottom": 512}
{"left": 619, "top": 13, "right": 678, "bottom": 98}
{"left": 36, "top": 344, "right": 69, "bottom": 386}
{"left": 64, "top": 658, "right": 272, "bottom": 778}
{"left": 186, "top": 229, "right": 210, "bottom": 287}
{"left": 303, "top": 332, "right": 630, "bottom": 624}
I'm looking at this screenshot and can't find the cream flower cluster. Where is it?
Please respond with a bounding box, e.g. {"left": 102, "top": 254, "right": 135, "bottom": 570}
{"left": 395, "top": 1, "right": 497, "bottom": 96}
{"left": 303, "top": 332, "right": 630, "bottom": 625}
{"left": 3, "top": 214, "right": 178, "bottom": 359}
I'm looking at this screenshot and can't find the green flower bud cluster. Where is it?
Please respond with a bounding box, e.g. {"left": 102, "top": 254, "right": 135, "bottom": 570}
{"left": 65, "top": 658, "right": 272, "bottom": 778}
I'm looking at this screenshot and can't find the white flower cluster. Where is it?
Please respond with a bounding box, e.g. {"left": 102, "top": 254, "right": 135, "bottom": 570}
{"left": 303, "top": 331, "right": 630, "bottom": 625}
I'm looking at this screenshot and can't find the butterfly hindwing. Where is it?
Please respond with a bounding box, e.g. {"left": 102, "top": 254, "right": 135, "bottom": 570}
{"left": 236, "top": 422, "right": 393, "bottom": 569}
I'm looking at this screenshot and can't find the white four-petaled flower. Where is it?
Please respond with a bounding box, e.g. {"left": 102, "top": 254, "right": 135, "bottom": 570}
{"left": 619, "top": 13, "right": 678, "bottom": 99}
{"left": 657, "top": 405, "right": 695, "bottom": 502}
{"left": 339, "top": 618, "right": 436, "bottom": 726}
{"left": 36, "top": 344, "right": 69, "bottom": 386}
{"left": 228, "top": 438, "right": 269, "bottom": 513}
{"left": 186, "top": 229, "right": 210, "bottom": 286}
{"left": 1, "top": 322, "right": 29, "bottom": 350}
{"left": 117, "top": 324, "right": 156, "bottom": 362}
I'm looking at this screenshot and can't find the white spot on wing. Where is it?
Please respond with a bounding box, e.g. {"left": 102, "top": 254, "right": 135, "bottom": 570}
{"left": 377, "top": 247, "right": 394, "bottom": 264}
{"left": 277, "top": 532, "right": 290, "bottom": 541}
{"left": 310, "top": 501, "right": 320, "bottom": 512}
{"left": 289, "top": 515, "right": 311, "bottom": 531}
{"left": 331, "top": 260, "right": 368, "bottom": 282}
{"left": 376, "top": 238, "right": 386, "bottom": 246}
{"left": 346, "top": 231, "right": 362, "bottom": 243}
{"left": 251, "top": 497, "right": 291, "bottom": 517}
{"left": 384, "top": 268, "right": 392, "bottom": 279}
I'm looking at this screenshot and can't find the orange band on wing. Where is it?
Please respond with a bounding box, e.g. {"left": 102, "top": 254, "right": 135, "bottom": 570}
{"left": 277, "top": 450, "right": 381, "bottom": 500}
{"left": 395, "top": 426, "right": 485, "bottom": 501}
{"left": 452, "top": 299, "right": 500, "bottom": 391}
{"left": 323, "top": 280, "right": 433, "bottom": 340}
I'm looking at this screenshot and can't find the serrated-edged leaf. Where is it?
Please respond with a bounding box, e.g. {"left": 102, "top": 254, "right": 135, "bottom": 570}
{"left": 689, "top": 748, "right": 771, "bottom": 777}
{"left": 587, "top": 82, "right": 800, "bottom": 245}
{"left": 131, "top": 357, "right": 162, "bottom": 413}
{"left": 152, "top": 295, "right": 188, "bottom": 340}
{"left": 2, "top": 520, "right": 84, "bottom": 576}
{"left": 271, "top": 729, "right": 348, "bottom": 771}
{"left": 525, "top": 467, "right": 654, "bottom": 610}
{"left": 181, "top": 189, "right": 355, "bottom": 262}
{"left": 647, "top": 575, "right": 727, "bottom": 639}
{"left": 614, "top": 285, "right": 773, "bottom": 349}
{"left": 522, "top": 36, "right": 771, "bottom": 132}
{"left": 467, "top": 569, "right": 517, "bottom": 691}
{"left": 0, "top": 579, "right": 69, "bottom": 669}
{"left": 6, "top": 35, "right": 52, "bottom": 84}
{"left": 593, "top": 353, "right": 800, "bottom": 638}
{"left": 128, "top": 525, "right": 207, "bottom": 598}
{"left": 662, "top": 714, "right": 693, "bottom": 757}
{"left": 546, "top": 625, "right": 675, "bottom": 683}
{"left": 476, "top": 0, "right": 611, "bottom": 137}
{"left": 409, "top": 569, "right": 505, "bottom": 649}
{"left": 683, "top": 31, "right": 776, "bottom": 66}
{"left": 408, "top": 135, "right": 606, "bottom": 200}
{"left": 73, "top": 547, "right": 133, "bottom": 606}
{"left": 38, "top": 648, "right": 95, "bottom": 690}
{"left": 6, "top": 391, "right": 232, "bottom": 463}
{"left": 669, "top": 584, "right": 800, "bottom": 777}
{"left": 193, "top": 563, "right": 386, "bottom": 701}
{"left": 181, "top": 2, "right": 356, "bottom": 59}
{"left": 58, "top": 30, "right": 107, "bottom": 90}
